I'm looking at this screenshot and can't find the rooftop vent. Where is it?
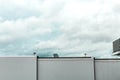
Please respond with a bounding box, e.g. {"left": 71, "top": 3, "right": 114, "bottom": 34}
{"left": 53, "top": 53, "right": 59, "bottom": 58}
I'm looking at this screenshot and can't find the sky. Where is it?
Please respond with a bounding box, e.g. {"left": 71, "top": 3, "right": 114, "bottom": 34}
{"left": 0, "top": 0, "right": 120, "bottom": 57}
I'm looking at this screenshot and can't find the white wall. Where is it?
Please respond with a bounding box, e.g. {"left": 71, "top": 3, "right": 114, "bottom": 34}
{"left": 1, "top": 56, "right": 120, "bottom": 80}
{"left": 0, "top": 56, "right": 36, "bottom": 80}
{"left": 38, "top": 58, "right": 95, "bottom": 80}
{"left": 95, "top": 59, "right": 120, "bottom": 80}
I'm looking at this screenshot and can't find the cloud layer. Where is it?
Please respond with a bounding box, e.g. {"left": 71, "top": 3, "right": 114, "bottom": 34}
{"left": 0, "top": 0, "right": 120, "bottom": 57}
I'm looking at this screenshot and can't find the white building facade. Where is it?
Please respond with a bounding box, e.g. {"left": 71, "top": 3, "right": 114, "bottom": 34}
{"left": 0, "top": 56, "right": 120, "bottom": 80}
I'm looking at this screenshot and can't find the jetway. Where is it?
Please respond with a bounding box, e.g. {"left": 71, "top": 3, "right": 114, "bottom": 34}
{"left": 0, "top": 56, "right": 120, "bottom": 80}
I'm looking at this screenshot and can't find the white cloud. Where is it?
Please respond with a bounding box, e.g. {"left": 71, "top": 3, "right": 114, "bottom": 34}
{"left": 33, "top": 0, "right": 120, "bottom": 57}
{"left": 0, "top": 16, "right": 55, "bottom": 55}
{"left": 0, "top": 0, "right": 120, "bottom": 57}
{"left": 0, "top": 16, "right": 53, "bottom": 40}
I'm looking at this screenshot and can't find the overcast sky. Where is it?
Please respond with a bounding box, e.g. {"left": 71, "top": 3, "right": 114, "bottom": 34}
{"left": 0, "top": 0, "right": 120, "bottom": 57}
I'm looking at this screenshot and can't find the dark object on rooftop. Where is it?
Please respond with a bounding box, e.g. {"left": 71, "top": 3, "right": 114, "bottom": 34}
{"left": 53, "top": 53, "right": 59, "bottom": 58}
{"left": 33, "top": 52, "right": 37, "bottom": 55}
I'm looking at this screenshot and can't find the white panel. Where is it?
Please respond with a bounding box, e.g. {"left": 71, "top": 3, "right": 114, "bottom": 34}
{"left": 95, "top": 60, "right": 120, "bottom": 80}
{"left": 38, "top": 58, "right": 94, "bottom": 80}
{"left": 0, "top": 56, "right": 36, "bottom": 80}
